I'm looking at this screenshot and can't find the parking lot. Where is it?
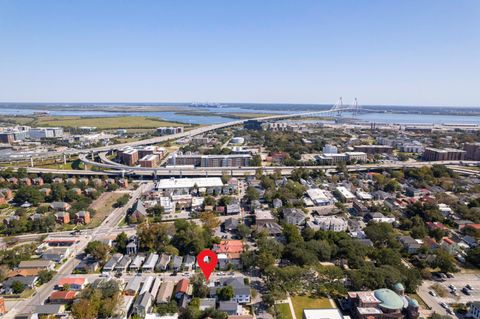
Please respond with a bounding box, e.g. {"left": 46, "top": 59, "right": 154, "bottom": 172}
{"left": 434, "top": 273, "right": 480, "bottom": 304}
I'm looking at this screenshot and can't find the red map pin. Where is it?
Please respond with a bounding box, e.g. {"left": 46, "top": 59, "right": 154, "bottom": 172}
{"left": 197, "top": 249, "right": 218, "bottom": 280}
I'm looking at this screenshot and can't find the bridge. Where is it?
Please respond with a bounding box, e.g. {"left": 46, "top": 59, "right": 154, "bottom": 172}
{"left": 0, "top": 99, "right": 369, "bottom": 164}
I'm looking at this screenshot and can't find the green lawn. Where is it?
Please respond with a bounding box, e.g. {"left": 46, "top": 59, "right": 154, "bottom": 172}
{"left": 291, "top": 296, "right": 334, "bottom": 319}
{"left": 275, "top": 303, "right": 293, "bottom": 319}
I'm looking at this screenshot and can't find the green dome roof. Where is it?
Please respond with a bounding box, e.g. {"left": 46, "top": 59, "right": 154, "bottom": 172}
{"left": 408, "top": 298, "right": 419, "bottom": 308}
{"left": 374, "top": 289, "right": 404, "bottom": 310}
{"left": 393, "top": 282, "right": 405, "bottom": 291}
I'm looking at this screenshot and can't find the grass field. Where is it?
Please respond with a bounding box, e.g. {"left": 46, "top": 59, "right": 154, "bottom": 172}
{"left": 88, "top": 192, "right": 125, "bottom": 228}
{"left": 291, "top": 296, "right": 334, "bottom": 319}
{"left": 31, "top": 116, "right": 188, "bottom": 129}
{"left": 275, "top": 303, "right": 293, "bottom": 319}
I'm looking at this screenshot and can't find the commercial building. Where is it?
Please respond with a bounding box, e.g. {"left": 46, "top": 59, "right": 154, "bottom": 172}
{"left": 139, "top": 154, "right": 160, "bottom": 167}
{"left": 322, "top": 144, "right": 338, "bottom": 154}
{"left": 353, "top": 145, "right": 393, "bottom": 155}
{"left": 168, "top": 153, "right": 251, "bottom": 167}
{"left": 336, "top": 186, "right": 356, "bottom": 202}
{"left": 156, "top": 177, "right": 224, "bottom": 195}
{"left": 308, "top": 216, "right": 348, "bottom": 232}
{"left": 29, "top": 127, "right": 64, "bottom": 139}
{"left": 464, "top": 143, "right": 480, "bottom": 160}
{"left": 157, "top": 126, "right": 184, "bottom": 135}
{"left": 423, "top": 147, "right": 466, "bottom": 161}
{"left": 317, "top": 152, "right": 367, "bottom": 165}
{"left": 306, "top": 188, "right": 331, "bottom": 206}
{"left": 121, "top": 148, "right": 139, "bottom": 166}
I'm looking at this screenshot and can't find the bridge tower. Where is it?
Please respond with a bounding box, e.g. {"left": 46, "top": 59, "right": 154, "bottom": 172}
{"left": 352, "top": 98, "right": 359, "bottom": 116}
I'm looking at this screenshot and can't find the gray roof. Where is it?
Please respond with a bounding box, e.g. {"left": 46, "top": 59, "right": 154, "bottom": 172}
{"left": 172, "top": 255, "right": 183, "bottom": 268}
{"left": 199, "top": 298, "right": 216, "bottom": 309}
{"left": 156, "top": 281, "right": 175, "bottom": 303}
{"left": 218, "top": 301, "right": 238, "bottom": 312}
{"left": 3, "top": 276, "right": 38, "bottom": 288}
{"left": 183, "top": 255, "right": 195, "bottom": 266}
{"left": 132, "top": 200, "right": 147, "bottom": 216}
{"left": 34, "top": 304, "right": 65, "bottom": 315}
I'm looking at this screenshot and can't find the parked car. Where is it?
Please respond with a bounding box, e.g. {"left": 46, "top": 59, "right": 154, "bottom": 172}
{"left": 466, "top": 284, "right": 474, "bottom": 290}
{"left": 446, "top": 273, "right": 455, "bottom": 278}
{"left": 440, "top": 302, "right": 449, "bottom": 309}
{"left": 448, "top": 284, "right": 457, "bottom": 291}
{"left": 429, "top": 291, "right": 437, "bottom": 297}
{"left": 462, "top": 287, "right": 471, "bottom": 295}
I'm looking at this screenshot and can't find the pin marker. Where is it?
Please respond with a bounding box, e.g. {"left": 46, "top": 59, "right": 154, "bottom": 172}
{"left": 197, "top": 249, "right": 218, "bottom": 280}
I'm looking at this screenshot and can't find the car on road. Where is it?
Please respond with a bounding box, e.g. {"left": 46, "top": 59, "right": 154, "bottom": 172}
{"left": 440, "top": 302, "right": 449, "bottom": 309}
{"left": 462, "top": 287, "right": 471, "bottom": 295}
{"left": 429, "top": 290, "right": 437, "bottom": 297}
{"left": 466, "top": 284, "right": 474, "bottom": 290}
{"left": 447, "top": 309, "right": 454, "bottom": 315}
{"left": 448, "top": 284, "right": 457, "bottom": 291}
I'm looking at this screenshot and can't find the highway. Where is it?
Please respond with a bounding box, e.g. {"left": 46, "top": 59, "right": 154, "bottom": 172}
{"left": 5, "top": 158, "right": 479, "bottom": 178}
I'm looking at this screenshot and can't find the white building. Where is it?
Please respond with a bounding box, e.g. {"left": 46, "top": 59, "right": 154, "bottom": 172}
{"left": 29, "top": 127, "right": 64, "bottom": 139}
{"left": 336, "top": 186, "right": 355, "bottom": 202}
{"left": 303, "top": 308, "right": 344, "bottom": 319}
{"left": 322, "top": 144, "right": 338, "bottom": 154}
{"left": 310, "top": 216, "right": 348, "bottom": 232}
{"left": 356, "top": 190, "right": 373, "bottom": 201}
{"left": 156, "top": 177, "right": 224, "bottom": 195}
{"left": 306, "top": 188, "right": 331, "bottom": 206}
{"left": 159, "top": 197, "right": 175, "bottom": 214}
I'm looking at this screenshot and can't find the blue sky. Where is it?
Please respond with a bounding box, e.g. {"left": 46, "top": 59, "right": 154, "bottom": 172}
{"left": 0, "top": 0, "right": 479, "bottom": 106}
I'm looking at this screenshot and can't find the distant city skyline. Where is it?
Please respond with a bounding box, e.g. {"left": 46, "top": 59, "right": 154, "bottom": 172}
{"left": 0, "top": 0, "right": 479, "bottom": 106}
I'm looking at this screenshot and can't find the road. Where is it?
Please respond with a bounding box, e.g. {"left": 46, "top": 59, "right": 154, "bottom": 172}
{"left": 5, "top": 182, "right": 153, "bottom": 318}
{"left": 7, "top": 158, "right": 480, "bottom": 178}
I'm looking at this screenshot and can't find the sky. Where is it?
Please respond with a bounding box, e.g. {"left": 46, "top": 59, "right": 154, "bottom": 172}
{"left": 0, "top": 0, "right": 479, "bottom": 106}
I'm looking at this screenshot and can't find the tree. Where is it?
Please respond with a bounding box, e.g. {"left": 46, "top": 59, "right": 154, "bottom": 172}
{"left": 282, "top": 223, "right": 303, "bottom": 244}
{"left": 38, "top": 270, "right": 55, "bottom": 284}
{"left": 199, "top": 211, "right": 220, "bottom": 233}
{"left": 71, "top": 298, "right": 97, "bottom": 319}
{"left": 216, "top": 286, "right": 234, "bottom": 301}
{"left": 114, "top": 194, "right": 130, "bottom": 208}
{"left": 237, "top": 224, "right": 251, "bottom": 239}
{"left": 147, "top": 204, "right": 164, "bottom": 217}
{"left": 115, "top": 232, "right": 129, "bottom": 254}
{"left": 191, "top": 274, "right": 209, "bottom": 298}
{"left": 13, "top": 186, "right": 44, "bottom": 205}
{"left": 85, "top": 241, "right": 111, "bottom": 263}
{"left": 245, "top": 186, "right": 259, "bottom": 202}
{"left": 433, "top": 250, "right": 457, "bottom": 273}
{"left": 466, "top": 247, "right": 480, "bottom": 267}
{"left": 11, "top": 280, "right": 25, "bottom": 294}
{"left": 204, "top": 196, "right": 216, "bottom": 206}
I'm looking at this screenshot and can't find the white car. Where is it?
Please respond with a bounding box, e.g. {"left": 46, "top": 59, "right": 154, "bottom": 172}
{"left": 440, "top": 302, "right": 449, "bottom": 309}
{"left": 429, "top": 290, "right": 437, "bottom": 297}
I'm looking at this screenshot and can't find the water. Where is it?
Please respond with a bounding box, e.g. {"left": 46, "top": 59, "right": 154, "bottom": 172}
{"left": 0, "top": 104, "right": 479, "bottom": 125}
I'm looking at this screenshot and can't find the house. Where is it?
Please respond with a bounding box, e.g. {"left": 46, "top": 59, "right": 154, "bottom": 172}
{"left": 2, "top": 276, "right": 38, "bottom": 293}
{"left": 364, "top": 212, "right": 395, "bottom": 224}
{"left": 55, "top": 212, "right": 70, "bottom": 224}
{"left": 199, "top": 298, "right": 216, "bottom": 311}
{"left": 170, "top": 255, "right": 183, "bottom": 272}
{"left": 49, "top": 290, "right": 77, "bottom": 304}
{"left": 156, "top": 281, "right": 175, "bottom": 304}
{"left": 142, "top": 253, "right": 159, "bottom": 272}
{"left": 0, "top": 188, "right": 13, "bottom": 200}
{"left": 175, "top": 278, "right": 190, "bottom": 299}
{"left": 50, "top": 202, "right": 71, "bottom": 211}
{"left": 133, "top": 292, "right": 153, "bottom": 318}
{"left": 283, "top": 208, "right": 305, "bottom": 225}
{"left": 183, "top": 255, "right": 196, "bottom": 270}
{"left": 226, "top": 203, "right": 241, "bottom": 215}
{"left": 3, "top": 215, "right": 19, "bottom": 226}
{"left": 156, "top": 254, "right": 171, "bottom": 272}
{"left": 74, "top": 211, "right": 91, "bottom": 224}
{"left": 139, "top": 276, "right": 155, "bottom": 295}
{"left": 218, "top": 301, "right": 241, "bottom": 315}
{"left": 114, "top": 255, "right": 131, "bottom": 272}
{"left": 406, "top": 187, "right": 422, "bottom": 197}
{"left": 39, "top": 188, "right": 51, "bottom": 196}
{"left": 307, "top": 216, "right": 348, "bottom": 232}
{"left": 398, "top": 236, "right": 422, "bottom": 254}
{"left": 468, "top": 301, "right": 480, "bottom": 319}
{"left": 129, "top": 255, "right": 145, "bottom": 272}
{"left": 57, "top": 277, "right": 88, "bottom": 291}
{"left": 18, "top": 260, "right": 54, "bottom": 271}
{"left": 126, "top": 241, "right": 138, "bottom": 255}
{"left": 441, "top": 237, "right": 459, "bottom": 255}
{"left": 213, "top": 240, "right": 244, "bottom": 269}
{"left": 130, "top": 200, "right": 147, "bottom": 220}
{"left": 33, "top": 304, "right": 66, "bottom": 318}
{"left": 124, "top": 276, "right": 143, "bottom": 296}
{"left": 223, "top": 218, "right": 239, "bottom": 232}
{"left": 74, "top": 259, "right": 99, "bottom": 273}
{"left": 269, "top": 199, "right": 281, "bottom": 210}
{"left": 20, "top": 178, "right": 32, "bottom": 186}
{"left": 210, "top": 277, "right": 251, "bottom": 304}
{"left": 103, "top": 253, "right": 123, "bottom": 272}
{"left": 32, "top": 177, "right": 44, "bottom": 186}
{"left": 42, "top": 247, "right": 71, "bottom": 262}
